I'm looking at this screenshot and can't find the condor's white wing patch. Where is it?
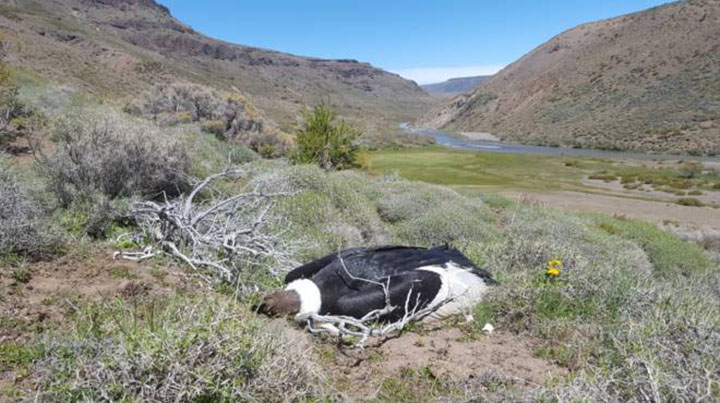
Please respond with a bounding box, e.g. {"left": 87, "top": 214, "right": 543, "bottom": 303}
{"left": 418, "top": 262, "right": 489, "bottom": 321}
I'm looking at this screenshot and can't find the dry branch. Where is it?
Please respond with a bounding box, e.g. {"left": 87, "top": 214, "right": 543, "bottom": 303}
{"left": 115, "top": 167, "right": 298, "bottom": 288}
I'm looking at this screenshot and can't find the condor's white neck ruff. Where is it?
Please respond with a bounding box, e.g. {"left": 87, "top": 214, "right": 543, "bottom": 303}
{"left": 285, "top": 279, "right": 322, "bottom": 319}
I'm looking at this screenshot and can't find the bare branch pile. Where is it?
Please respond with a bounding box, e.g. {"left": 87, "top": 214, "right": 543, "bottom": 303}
{"left": 115, "top": 167, "right": 298, "bottom": 286}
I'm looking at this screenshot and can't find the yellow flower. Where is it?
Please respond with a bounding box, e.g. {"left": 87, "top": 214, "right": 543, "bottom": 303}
{"left": 546, "top": 268, "right": 560, "bottom": 277}
{"left": 548, "top": 260, "right": 563, "bottom": 268}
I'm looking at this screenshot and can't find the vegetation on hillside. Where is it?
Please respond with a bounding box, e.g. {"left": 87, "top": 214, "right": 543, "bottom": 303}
{"left": 0, "top": 0, "right": 432, "bottom": 133}
{"left": 0, "top": 38, "right": 42, "bottom": 152}
{"left": 126, "top": 82, "right": 290, "bottom": 157}
{"left": 424, "top": 0, "right": 720, "bottom": 155}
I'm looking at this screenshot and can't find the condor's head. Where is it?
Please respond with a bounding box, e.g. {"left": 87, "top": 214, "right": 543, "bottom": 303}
{"left": 258, "top": 279, "right": 322, "bottom": 319}
{"left": 258, "top": 290, "right": 301, "bottom": 317}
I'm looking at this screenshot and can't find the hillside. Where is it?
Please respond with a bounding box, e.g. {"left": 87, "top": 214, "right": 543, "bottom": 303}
{"left": 422, "top": 0, "right": 720, "bottom": 155}
{"left": 0, "top": 0, "right": 432, "bottom": 130}
{"left": 421, "top": 75, "right": 490, "bottom": 97}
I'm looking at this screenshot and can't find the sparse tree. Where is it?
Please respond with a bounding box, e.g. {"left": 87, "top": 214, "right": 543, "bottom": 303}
{"left": 291, "top": 104, "right": 361, "bottom": 170}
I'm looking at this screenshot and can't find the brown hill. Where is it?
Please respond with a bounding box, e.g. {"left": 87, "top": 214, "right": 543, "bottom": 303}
{"left": 421, "top": 75, "right": 491, "bottom": 97}
{"left": 0, "top": 0, "right": 432, "bottom": 130}
{"left": 422, "top": 0, "right": 720, "bottom": 155}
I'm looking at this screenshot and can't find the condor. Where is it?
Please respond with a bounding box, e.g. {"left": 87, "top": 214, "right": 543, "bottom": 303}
{"left": 260, "top": 245, "right": 497, "bottom": 323}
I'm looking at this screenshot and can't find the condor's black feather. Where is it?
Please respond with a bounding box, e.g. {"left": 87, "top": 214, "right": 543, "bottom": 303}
{"left": 284, "top": 245, "right": 497, "bottom": 321}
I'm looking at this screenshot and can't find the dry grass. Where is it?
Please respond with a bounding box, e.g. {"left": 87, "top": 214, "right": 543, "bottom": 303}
{"left": 32, "top": 296, "right": 331, "bottom": 402}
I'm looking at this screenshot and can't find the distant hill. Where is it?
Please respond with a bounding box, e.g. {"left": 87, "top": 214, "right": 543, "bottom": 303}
{"left": 421, "top": 76, "right": 491, "bottom": 96}
{"left": 422, "top": 0, "right": 720, "bottom": 155}
{"left": 0, "top": 0, "right": 432, "bottom": 130}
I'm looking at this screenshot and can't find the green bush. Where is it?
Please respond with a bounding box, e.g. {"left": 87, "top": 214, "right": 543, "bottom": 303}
{"left": 290, "top": 104, "right": 361, "bottom": 170}
{"left": 250, "top": 161, "right": 495, "bottom": 261}
{"left": 175, "top": 125, "right": 258, "bottom": 178}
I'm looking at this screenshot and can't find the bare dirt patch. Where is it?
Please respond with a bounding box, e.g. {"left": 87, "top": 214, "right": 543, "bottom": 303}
{"left": 318, "top": 326, "right": 565, "bottom": 401}
{"left": 459, "top": 132, "right": 501, "bottom": 141}
{"left": 501, "top": 190, "right": 720, "bottom": 230}
{"left": 0, "top": 246, "right": 189, "bottom": 343}
{"left": 0, "top": 247, "right": 193, "bottom": 400}
{"left": 583, "top": 177, "right": 720, "bottom": 206}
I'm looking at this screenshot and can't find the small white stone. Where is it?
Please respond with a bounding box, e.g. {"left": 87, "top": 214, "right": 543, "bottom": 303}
{"left": 464, "top": 314, "right": 474, "bottom": 323}
{"left": 482, "top": 323, "right": 494, "bottom": 334}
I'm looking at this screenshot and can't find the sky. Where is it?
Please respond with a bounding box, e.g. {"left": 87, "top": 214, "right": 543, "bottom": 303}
{"left": 160, "top": 0, "right": 671, "bottom": 85}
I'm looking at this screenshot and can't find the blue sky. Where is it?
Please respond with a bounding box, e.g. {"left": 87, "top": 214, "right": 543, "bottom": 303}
{"left": 160, "top": 0, "right": 671, "bottom": 84}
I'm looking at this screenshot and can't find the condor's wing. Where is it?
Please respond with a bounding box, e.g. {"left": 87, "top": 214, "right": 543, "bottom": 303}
{"left": 329, "top": 269, "right": 443, "bottom": 322}
{"left": 284, "top": 247, "right": 363, "bottom": 283}
{"left": 283, "top": 246, "right": 427, "bottom": 284}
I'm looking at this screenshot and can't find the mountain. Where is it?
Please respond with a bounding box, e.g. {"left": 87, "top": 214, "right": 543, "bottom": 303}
{"left": 421, "top": 76, "right": 490, "bottom": 97}
{"left": 422, "top": 0, "right": 720, "bottom": 155}
{"left": 0, "top": 0, "right": 432, "bottom": 130}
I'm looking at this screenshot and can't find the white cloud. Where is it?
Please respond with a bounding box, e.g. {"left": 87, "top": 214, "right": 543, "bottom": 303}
{"left": 391, "top": 65, "right": 506, "bottom": 85}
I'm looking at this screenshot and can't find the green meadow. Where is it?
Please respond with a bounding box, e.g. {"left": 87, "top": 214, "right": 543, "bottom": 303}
{"left": 369, "top": 146, "right": 720, "bottom": 196}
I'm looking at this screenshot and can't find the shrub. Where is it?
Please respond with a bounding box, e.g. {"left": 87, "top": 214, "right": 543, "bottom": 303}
{"left": 676, "top": 197, "right": 704, "bottom": 207}
{"left": 376, "top": 178, "right": 494, "bottom": 246}
{"left": 38, "top": 108, "right": 191, "bottom": 207}
{"left": 0, "top": 50, "right": 40, "bottom": 150}
{"left": 0, "top": 154, "right": 61, "bottom": 258}
{"left": 127, "top": 83, "right": 280, "bottom": 154}
{"left": 254, "top": 162, "right": 388, "bottom": 258}
{"left": 252, "top": 162, "right": 495, "bottom": 261}
{"left": 678, "top": 161, "right": 703, "bottom": 179}
{"left": 33, "top": 296, "right": 331, "bottom": 401}
{"left": 175, "top": 125, "right": 258, "bottom": 178}
{"left": 201, "top": 119, "right": 227, "bottom": 138}
{"left": 588, "top": 172, "right": 617, "bottom": 181}
{"left": 290, "top": 104, "right": 361, "bottom": 170}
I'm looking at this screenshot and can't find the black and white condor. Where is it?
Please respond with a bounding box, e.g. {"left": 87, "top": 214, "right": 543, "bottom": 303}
{"left": 260, "top": 245, "right": 498, "bottom": 323}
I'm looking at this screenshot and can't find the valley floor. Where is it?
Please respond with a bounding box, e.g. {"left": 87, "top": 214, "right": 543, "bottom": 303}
{"left": 369, "top": 146, "right": 720, "bottom": 232}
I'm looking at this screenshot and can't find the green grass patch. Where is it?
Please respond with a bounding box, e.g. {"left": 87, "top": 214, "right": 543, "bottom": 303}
{"left": 535, "top": 345, "right": 576, "bottom": 368}
{"left": 11, "top": 268, "right": 31, "bottom": 284}
{"left": 591, "top": 215, "right": 712, "bottom": 276}
{"left": 369, "top": 146, "right": 596, "bottom": 192}
{"left": 107, "top": 266, "right": 137, "bottom": 280}
{"left": 0, "top": 342, "right": 44, "bottom": 370}
{"left": 31, "top": 296, "right": 329, "bottom": 402}
{"left": 376, "top": 366, "right": 456, "bottom": 403}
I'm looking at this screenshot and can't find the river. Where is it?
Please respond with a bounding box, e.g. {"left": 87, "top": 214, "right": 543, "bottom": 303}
{"left": 405, "top": 125, "right": 720, "bottom": 162}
